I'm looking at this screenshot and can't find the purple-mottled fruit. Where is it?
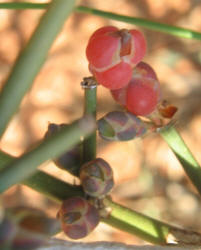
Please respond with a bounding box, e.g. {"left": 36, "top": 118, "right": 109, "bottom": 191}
{"left": 57, "top": 197, "right": 100, "bottom": 239}
{"left": 80, "top": 158, "right": 114, "bottom": 198}
{"left": 98, "top": 111, "right": 149, "bottom": 141}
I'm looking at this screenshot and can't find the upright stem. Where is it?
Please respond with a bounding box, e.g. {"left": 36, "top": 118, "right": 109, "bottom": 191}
{"left": 0, "top": 0, "right": 76, "bottom": 138}
{"left": 82, "top": 77, "right": 97, "bottom": 163}
{"left": 160, "top": 126, "right": 201, "bottom": 196}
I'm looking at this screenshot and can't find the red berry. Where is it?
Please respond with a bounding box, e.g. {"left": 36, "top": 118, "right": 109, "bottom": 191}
{"left": 111, "top": 62, "right": 161, "bottom": 107}
{"left": 129, "top": 30, "right": 146, "bottom": 65}
{"left": 126, "top": 78, "right": 159, "bottom": 116}
{"left": 86, "top": 32, "right": 120, "bottom": 69}
{"left": 110, "top": 86, "right": 127, "bottom": 106}
{"left": 133, "top": 61, "right": 158, "bottom": 80}
{"left": 86, "top": 26, "right": 146, "bottom": 89}
{"left": 88, "top": 26, "right": 118, "bottom": 43}
{"left": 92, "top": 61, "right": 132, "bottom": 90}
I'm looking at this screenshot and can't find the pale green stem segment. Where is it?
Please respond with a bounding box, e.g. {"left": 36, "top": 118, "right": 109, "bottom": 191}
{"left": 0, "top": 151, "right": 84, "bottom": 202}
{"left": 0, "top": 150, "right": 171, "bottom": 244}
{"left": 75, "top": 6, "right": 201, "bottom": 40}
{"left": 160, "top": 126, "right": 201, "bottom": 196}
{"left": 0, "top": 2, "right": 48, "bottom": 9}
{"left": 23, "top": 171, "right": 84, "bottom": 202}
{"left": 103, "top": 199, "right": 170, "bottom": 245}
{"left": 82, "top": 79, "right": 97, "bottom": 163}
{"left": 0, "top": 0, "right": 76, "bottom": 138}
{"left": 0, "top": 3, "right": 201, "bottom": 40}
{"left": 0, "top": 116, "right": 95, "bottom": 193}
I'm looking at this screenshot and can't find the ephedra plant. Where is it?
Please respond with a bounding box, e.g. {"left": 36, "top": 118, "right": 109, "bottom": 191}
{"left": 0, "top": 1, "right": 201, "bottom": 249}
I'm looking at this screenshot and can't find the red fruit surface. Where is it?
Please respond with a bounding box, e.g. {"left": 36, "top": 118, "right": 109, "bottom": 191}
{"left": 133, "top": 61, "right": 158, "bottom": 80}
{"left": 111, "top": 62, "right": 160, "bottom": 106}
{"left": 88, "top": 26, "right": 118, "bottom": 42}
{"left": 86, "top": 31, "right": 120, "bottom": 69}
{"left": 86, "top": 26, "right": 147, "bottom": 90}
{"left": 126, "top": 78, "right": 159, "bottom": 116}
{"left": 110, "top": 87, "right": 127, "bottom": 106}
{"left": 129, "top": 30, "right": 146, "bottom": 65}
{"left": 93, "top": 61, "right": 132, "bottom": 90}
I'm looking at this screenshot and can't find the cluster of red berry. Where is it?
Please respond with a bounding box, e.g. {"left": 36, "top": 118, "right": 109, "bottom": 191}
{"left": 86, "top": 26, "right": 178, "bottom": 121}
{"left": 86, "top": 26, "right": 160, "bottom": 116}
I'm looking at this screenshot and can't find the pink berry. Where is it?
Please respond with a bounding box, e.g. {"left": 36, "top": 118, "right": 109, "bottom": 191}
{"left": 88, "top": 26, "right": 118, "bottom": 44}
{"left": 86, "top": 32, "right": 120, "bottom": 69}
{"left": 86, "top": 26, "right": 146, "bottom": 89}
{"left": 92, "top": 61, "right": 132, "bottom": 90}
{"left": 133, "top": 61, "right": 158, "bottom": 80}
{"left": 110, "top": 86, "right": 127, "bottom": 106}
{"left": 126, "top": 78, "right": 159, "bottom": 116}
{"left": 129, "top": 30, "right": 146, "bottom": 65}
{"left": 111, "top": 62, "right": 161, "bottom": 107}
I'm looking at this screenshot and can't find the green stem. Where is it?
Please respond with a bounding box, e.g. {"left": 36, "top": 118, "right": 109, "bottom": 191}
{"left": 0, "top": 116, "right": 95, "bottom": 193}
{"left": 23, "top": 171, "right": 84, "bottom": 202}
{"left": 160, "top": 126, "right": 201, "bottom": 196}
{"left": 0, "top": 2, "right": 48, "bottom": 9}
{"left": 75, "top": 6, "right": 201, "bottom": 40}
{"left": 0, "top": 150, "right": 199, "bottom": 244}
{"left": 0, "top": 3, "right": 201, "bottom": 41}
{"left": 0, "top": 0, "right": 76, "bottom": 138}
{"left": 0, "top": 151, "right": 84, "bottom": 202}
{"left": 103, "top": 198, "right": 169, "bottom": 245}
{"left": 82, "top": 77, "right": 97, "bottom": 163}
{"left": 0, "top": 3, "right": 201, "bottom": 40}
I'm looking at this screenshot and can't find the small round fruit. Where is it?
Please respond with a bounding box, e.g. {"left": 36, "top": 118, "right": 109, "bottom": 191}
{"left": 126, "top": 78, "right": 159, "bottom": 116}
{"left": 92, "top": 61, "right": 133, "bottom": 90}
{"left": 86, "top": 26, "right": 146, "bottom": 90}
{"left": 57, "top": 197, "right": 100, "bottom": 240}
{"left": 80, "top": 158, "right": 114, "bottom": 198}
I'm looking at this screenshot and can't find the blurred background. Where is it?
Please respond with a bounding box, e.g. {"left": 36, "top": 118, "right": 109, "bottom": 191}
{"left": 1, "top": 0, "right": 201, "bottom": 245}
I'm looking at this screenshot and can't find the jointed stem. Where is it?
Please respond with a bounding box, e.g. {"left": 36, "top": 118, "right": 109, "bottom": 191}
{"left": 160, "top": 126, "right": 201, "bottom": 196}
{"left": 82, "top": 77, "right": 97, "bottom": 163}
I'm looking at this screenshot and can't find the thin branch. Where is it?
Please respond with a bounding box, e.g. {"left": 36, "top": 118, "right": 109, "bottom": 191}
{"left": 75, "top": 6, "right": 201, "bottom": 41}
{"left": 0, "top": 2, "right": 48, "bottom": 9}
{"left": 0, "top": 0, "right": 76, "bottom": 137}
{"left": 0, "top": 116, "right": 95, "bottom": 193}
{"left": 160, "top": 126, "right": 201, "bottom": 196}
{"left": 1, "top": 151, "right": 200, "bottom": 245}
{"left": 81, "top": 77, "right": 97, "bottom": 163}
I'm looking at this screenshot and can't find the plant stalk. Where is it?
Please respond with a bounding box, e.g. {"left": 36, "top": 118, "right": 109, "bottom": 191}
{"left": 0, "top": 150, "right": 200, "bottom": 245}
{"left": 75, "top": 6, "right": 201, "bottom": 40}
{"left": 0, "top": 0, "right": 76, "bottom": 138}
{"left": 0, "top": 4, "right": 201, "bottom": 41}
{"left": 0, "top": 2, "right": 48, "bottom": 9}
{"left": 82, "top": 77, "right": 97, "bottom": 163}
{"left": 160, "top": 125, "right": 201, "bottom": 195}
{"left": 0, "top": 116, "right": 95, "bottom": 193}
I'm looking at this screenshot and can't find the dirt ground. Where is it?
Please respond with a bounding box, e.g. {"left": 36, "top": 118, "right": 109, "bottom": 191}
{"left": 1, "top": 0, "right": 201, "bottom": 245}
